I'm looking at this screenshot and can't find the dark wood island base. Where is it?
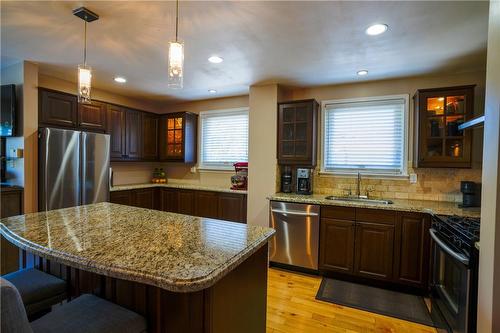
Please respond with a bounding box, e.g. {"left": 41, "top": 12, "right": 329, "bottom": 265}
{"left": 18, "top": 244, "right": 269, "bottom": 333}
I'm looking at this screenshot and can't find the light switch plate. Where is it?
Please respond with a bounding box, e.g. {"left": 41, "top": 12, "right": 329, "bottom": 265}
{"left": 409, "top": 173, "right": 417, "bottom": 184}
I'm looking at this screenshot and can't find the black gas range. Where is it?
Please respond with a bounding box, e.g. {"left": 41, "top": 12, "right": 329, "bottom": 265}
{"left": 430, "top": 214, "right": 480, "bottom": 333}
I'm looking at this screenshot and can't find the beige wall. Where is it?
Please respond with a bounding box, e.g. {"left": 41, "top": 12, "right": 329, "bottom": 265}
{"left": 38, "top": 74, "right": 164, "bottom": 114}
{"left": 247, "top": 84, "right": 279, "bottom": 227}
{"left": 477, "top": 1, "right": 500, "bottom": 332}
{"left": 285, "top": 71, "right": 485, "bottom": 201}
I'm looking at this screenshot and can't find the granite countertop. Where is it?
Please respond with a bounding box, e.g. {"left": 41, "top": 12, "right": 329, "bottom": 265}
{"left": 111, "top": 182, "right": 247, "bottom": 195}
{"left": 0, "top": 202, "right": 274, "bottom": 292}
{"left": 269, "top": 193, "right": 481, "bottom": 218}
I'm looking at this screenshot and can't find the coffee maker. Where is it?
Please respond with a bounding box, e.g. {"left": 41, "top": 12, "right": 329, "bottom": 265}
{"left": 281, "top": 166, "right": 293, "bottom": 193}
{"left": 296, "top": 168, "right": 313, "bottom": 195}
{"left": 459, "top": 181, "right": 481, "bottom": 208}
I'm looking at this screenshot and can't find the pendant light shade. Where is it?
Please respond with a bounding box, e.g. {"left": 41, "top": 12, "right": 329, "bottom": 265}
{"left": 73, "top": 7, "right": 99, "bottom": 103}
{"left": 168, "top": 0, "right": 184, "bottom": 89}
{"left": 78, "top": 64, "right": 92, "bottom": 103}
{"left": 168, "top": 40, "right": 184, "bottom": 89}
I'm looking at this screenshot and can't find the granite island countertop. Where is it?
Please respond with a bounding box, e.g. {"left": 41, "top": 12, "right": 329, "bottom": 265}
{"left": 269, "top": 193, "right": 481, "bottom": 218}
{"left": 0, "top": 202, "right": 274, "bottom": 292}
{"left": 111, "top": 182, "right": 247, "bottom": 195}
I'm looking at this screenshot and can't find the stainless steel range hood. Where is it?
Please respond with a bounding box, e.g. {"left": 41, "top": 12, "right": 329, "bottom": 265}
{"left": 458, "top": 115, "right": 485, "bottom": 130}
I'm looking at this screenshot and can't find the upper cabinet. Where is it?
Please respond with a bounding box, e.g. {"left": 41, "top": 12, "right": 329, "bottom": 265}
{"left": 159, "top": 112, "right": 197, "bottom": 163}
{"left": 39, "top": 89, "right": 78, "bottom": 128}
{"left": 414, "top": 85, "right": 475, "bottom": 168}
{"left": 78, "top": 100, "right": 107, "bottom": 131}
{"left": 142, "top": 113, "right": 159, "bottom": 160}
{"left": 106, "top": 105, "right": 142, "bottom": 161}
{"left": 277, "top": 99, "right": 318, "bottom": 167}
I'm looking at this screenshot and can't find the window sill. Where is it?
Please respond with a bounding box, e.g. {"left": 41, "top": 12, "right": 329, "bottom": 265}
{"left": 197, "top": 166, "right": 234, "bottom": 173}
{"left": 318, "top": 170, "right": 409, "bottom": 180}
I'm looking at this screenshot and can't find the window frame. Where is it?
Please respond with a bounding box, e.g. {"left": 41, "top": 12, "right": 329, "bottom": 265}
{"left": 198, "top": 107, "right": 249, "bottom": 171}
{"left": 320, "top": 94, "right": 410, "bottom": 177}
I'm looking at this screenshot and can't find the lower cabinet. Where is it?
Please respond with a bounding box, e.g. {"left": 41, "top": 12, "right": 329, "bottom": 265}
{"left": 1, "top": 187, "right": 23, "bottom": 275}
{"left": 319, "top": 218, "right": 355, "bottom": 273}
{"left": 111, "top": 187, "right": 247, "bottom": 223}
{"left": 319, "top": 206, "right": 430, "bottom": 289}
{"left": 354, "top": 222, "right": 395, "bottom": 281}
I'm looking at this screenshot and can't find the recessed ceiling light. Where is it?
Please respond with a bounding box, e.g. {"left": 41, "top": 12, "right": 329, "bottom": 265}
{"left": 114, "top": 76, "right": 127, "bottom": 83}
{"left": 208, "top": 56, "right": 223, "bottom": 64}
{"left": 357, "top": 70, "right": 369, "bottom": 76}
{"left": 365, "top": 24, "right": 388, "bottom": 36}
{"left": 208, "top": 89, "right": 217, "bottom": 94}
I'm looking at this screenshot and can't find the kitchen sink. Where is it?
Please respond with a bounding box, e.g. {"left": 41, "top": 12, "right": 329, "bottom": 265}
{"left": 324, "top": 196, "right": 393, "bottom": 205}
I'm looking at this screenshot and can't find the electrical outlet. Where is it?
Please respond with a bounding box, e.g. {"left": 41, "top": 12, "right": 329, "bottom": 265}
{"left": 409, "top": 173, "right": 417, "bottom": 184}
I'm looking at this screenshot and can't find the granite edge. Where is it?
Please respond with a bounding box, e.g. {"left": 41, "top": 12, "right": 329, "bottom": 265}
{"left": 267, "top": 194, "right": 481, "bottom": 218}
{"left": 1, "top": 223, "right": 274, "bottom": 293}
{"left": 111, "top": 183, "right": 247, "bottom": 195}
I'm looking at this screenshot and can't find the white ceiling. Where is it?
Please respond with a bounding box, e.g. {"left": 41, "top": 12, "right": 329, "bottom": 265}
{"left": 1, "top": 1, "right": 489, "bottom": 103}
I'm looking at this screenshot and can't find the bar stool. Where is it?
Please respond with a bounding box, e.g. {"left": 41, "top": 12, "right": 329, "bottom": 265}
{"left": 1, "top": 277, "right": 147, "bottom": 333}
{"left": 2, "top": 268, "right": 67, "bottom": 318}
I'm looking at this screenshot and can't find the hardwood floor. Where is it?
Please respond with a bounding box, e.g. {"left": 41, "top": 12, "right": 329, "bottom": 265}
{"left": 267, "top": 268, "right": 437, "bottom": 333}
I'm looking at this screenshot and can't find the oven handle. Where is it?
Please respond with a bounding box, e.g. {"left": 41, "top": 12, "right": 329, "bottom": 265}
{"left": 430, "top": 228, "right": 469, "bottom": 265}
{"left": 270, "top": 209, "right": 319, "bottom": 217}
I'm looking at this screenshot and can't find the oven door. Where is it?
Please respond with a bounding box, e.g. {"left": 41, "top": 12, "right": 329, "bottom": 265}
{"left": 430, "top": 228, "right": 471, "bottom": 333}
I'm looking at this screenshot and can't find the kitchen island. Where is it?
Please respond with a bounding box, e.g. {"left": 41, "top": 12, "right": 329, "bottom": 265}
{"left": 0, "top": 202, "right": 275, "bottom": 333}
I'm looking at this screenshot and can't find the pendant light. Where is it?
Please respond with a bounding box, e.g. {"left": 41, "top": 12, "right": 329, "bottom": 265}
{"left": 168, "top": 0, "right": 184, "bottom": 89}
{"left": 73, "top": 7, "right": 99, "bottom": 103}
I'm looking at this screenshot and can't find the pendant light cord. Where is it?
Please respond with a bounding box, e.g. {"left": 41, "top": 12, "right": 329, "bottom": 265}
{"left": 175, "top": 0, "right": 179, "bottom": 42}
{"left": 83, "top": 20, "right": 87, "bottom": 66}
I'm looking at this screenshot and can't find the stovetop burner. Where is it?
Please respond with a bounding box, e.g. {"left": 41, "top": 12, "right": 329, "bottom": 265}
{"left": 432, "top": 214, "right": 480, "bottom": 257}
{"left": 444, "top": 215, "right": 480, "bottom": 238}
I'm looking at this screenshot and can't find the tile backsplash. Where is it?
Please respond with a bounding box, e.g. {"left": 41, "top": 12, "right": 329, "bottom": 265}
{"left": 312, "top": 167, "right": 482, "bottom": 202}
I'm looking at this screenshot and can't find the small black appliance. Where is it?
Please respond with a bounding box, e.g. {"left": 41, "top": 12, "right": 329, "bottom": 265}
{"left": 296, "top": 168, "right": 313, "bottom": 195}
{"left": 281, "top": 166, "right": 293, "bottom": 193}
{"left": 459, "top": 181, "right": 481, "bottom": 208}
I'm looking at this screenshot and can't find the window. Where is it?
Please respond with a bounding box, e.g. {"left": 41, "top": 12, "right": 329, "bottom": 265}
{"left": 199, "top": 108, "right": 249, "bottom": 170}
{"left": 322, "top": 95, "right": 408, "bottom": 176}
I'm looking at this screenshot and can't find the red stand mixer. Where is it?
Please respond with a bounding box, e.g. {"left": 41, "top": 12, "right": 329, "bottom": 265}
{"left": 230, "top": 162, "right": 248, "bottom": 190}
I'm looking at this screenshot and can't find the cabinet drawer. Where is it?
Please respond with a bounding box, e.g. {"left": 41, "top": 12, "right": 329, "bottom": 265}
{"left": 356, "top": 208, "right": 396, "bottom": 225}
{"left": 321, "top": 206, "right": 355, "bottom": 221}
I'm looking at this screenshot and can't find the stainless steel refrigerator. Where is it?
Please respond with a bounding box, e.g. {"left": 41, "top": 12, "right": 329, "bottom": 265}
{"left": 39, "top": 127, "right": 110, "bottom": 211}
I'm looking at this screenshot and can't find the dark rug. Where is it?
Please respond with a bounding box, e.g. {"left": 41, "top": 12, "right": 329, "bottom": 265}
{"left": 316, "top": 278, "right": 435, "bottom": 327}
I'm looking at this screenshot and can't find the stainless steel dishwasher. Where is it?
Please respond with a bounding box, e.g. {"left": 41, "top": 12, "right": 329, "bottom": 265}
{"left": 269, "top": 201, "right": 320, "bottom": 270}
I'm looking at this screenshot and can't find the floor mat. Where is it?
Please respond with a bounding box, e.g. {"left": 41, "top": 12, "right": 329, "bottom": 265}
{"left": 316, "top": 278, "right": 435, "bottom": 327}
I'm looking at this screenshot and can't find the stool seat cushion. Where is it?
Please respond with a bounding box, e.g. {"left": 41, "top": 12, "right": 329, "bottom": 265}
{"left": 30, "top": 294, "right": 147, "bottom": 333}
{"left": 3, "top": 268, "right": 67, "bottom": 315}
{"left": 0, "top": 278, "right": 33, "bottom": 333}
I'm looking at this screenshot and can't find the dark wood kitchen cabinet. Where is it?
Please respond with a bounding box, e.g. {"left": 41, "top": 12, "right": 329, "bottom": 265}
{"left": 277, "top": 99, "right": 318, "bottom": 167}
{"left": 142, "top": 113, "right": 159, "bottom": 160}
{"left": 354, "top": 222, "right": 395, "bottom": 281}
{"left": 178, "top": 190, "right": 195, "bottom": 215}
{"left": 159, "top": 112, "right": 197, "bottom": 163}
{"left": 319, "top": 218, "right": 355, "bottom": 273}
{"left": 110, "top": 190, "right": 132, "bottom": 206}
{"left": 393, "top": 212, "right": 431, "bottom": 288}
{"left": 1, "top": 186, "right": 23, "bottom": 275}
{"left": 107, "top": 104, "right": 127, "bottom": 160}
{"left": 218, "top": 193, "right": 247, "bottom": 223}
{"left": 414, "top": 85, "right": 475, "bottom": 168}
{"left": 39, "top": 89, "right": 78, "bottom": 128}
{"left": 78, "top": 100, "right": 107, "bottom": 131}
{"left": 132, "top": 188, "right": 155, "bottom": 209}
{"left": 125, "top": 109, "right": 141, "bottom": 159}
{"left": 195, "top": 191, "right": 219, "bottom": 219}
{"left": 161, "top": 188, "right": 180, "bottom": 213}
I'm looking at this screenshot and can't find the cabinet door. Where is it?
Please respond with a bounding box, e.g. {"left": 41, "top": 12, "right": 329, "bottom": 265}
{"left": 126, "top": 109, "right": 141, "bottom": 159}
{"left": 195, "top": 191, "right": 218, "bottom": 218}
{"left": 78, "top": 101, "right": 107, "bottom": 131}
{"left": 110, "top": 190, "right": 132, "bottom": 206}
{"left": 0, "top": 189, "right": 23, "bottom": 274}
{"left": 178, "top": 190, "right": 195, "bottom": 215}
{"left": 319, "top": 218, "right": 355, "bottom": 273}
{"left": 159, "top": 113, "right": 197, "bottom": 163}
{"left": 142, "top": 113, "right": 158, "bottom": 160}
{"left": 133, "top": 188, "right": 154, "bottom": 209}
{"left": 218, "top": 193, "right": 247, "bottom": 223}
{"left": 277, "top": 100, "right": 318, "bottom": 166}
{"left": 161, "top": 188, "right": 179, "bottom": 213}
{"left": 354, "top": 222, "right": 395, "bottom": 281}
{"left": 107, "top": 105, "right": 126, "bottom": 160}
{"left": 39, "top": 89, "right": 77, "bottom": 128}
{"left": 393, "top": 212, "right": 431, "bottom": 288}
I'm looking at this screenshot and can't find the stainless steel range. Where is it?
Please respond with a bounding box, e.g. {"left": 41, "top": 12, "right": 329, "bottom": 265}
{"left": 430, "top": 214, "right": 480, "bottom": 333}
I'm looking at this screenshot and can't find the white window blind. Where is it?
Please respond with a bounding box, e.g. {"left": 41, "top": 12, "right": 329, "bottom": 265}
{"left": 200, "top": 109, "right": 249, "bottom": 169}
{"left": 323, "top": 97, "right": 407, "bottom": 175}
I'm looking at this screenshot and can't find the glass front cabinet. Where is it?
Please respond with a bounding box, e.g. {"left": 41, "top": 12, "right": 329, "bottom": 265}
{"left": 414, "top": 85, "right": 475, "bottom": 168}
{"left": 159, "top": 112, "right": 197, "bottom": 163}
